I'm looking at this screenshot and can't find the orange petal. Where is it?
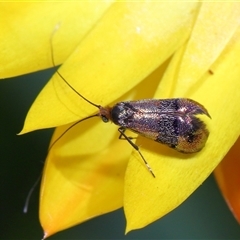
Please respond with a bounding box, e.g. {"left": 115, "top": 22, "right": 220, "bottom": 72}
{"left": 214, "top": 137, "right": 240, "bottom": 223}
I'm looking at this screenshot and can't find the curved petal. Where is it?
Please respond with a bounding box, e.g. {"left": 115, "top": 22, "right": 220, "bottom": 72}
{"left": 214, "top": 137, "right": 240, "bottom": 223}
{"left": 124, "top": 10, "right": 240, "bottom": 231}
{"left": 0, "top": 2, "right": 113, "bottom": 78}
{"left": 156, "top": 2, "right": 240, "bottom": 98}
{"left": 40, "top": 120, "right": 131, "bottom": 238}
{"left": 176, "top": 2, "right": 240, "bottom": 92}
{"left": 21, "top": 2, "right": 199, "bottom": 133}
{"left": 40, "top": 73, "right": 166, "bottom": 238}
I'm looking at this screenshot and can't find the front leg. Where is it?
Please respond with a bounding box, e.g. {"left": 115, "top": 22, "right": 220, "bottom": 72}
{"left": 118, "top": 127, "right": 155, "bottom": 178}
{"left": 118, "top": 127, "right": 136, "bottom": 141}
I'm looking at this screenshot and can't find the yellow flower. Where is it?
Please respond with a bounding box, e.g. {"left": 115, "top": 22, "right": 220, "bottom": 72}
{"left": 2, "top": 2, "right": 240, "bottom": 238}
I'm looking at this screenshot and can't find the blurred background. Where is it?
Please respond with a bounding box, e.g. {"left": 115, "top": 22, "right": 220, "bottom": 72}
{"left": 1, "top": 68, "right": 240, "bottom": 240}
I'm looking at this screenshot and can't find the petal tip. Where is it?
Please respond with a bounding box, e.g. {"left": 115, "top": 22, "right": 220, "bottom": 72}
{"left": 18, "top": 127, "right": 30, "bottom": 135}
{"left": 42, "top": 231, "right": 48, "bottom": 240}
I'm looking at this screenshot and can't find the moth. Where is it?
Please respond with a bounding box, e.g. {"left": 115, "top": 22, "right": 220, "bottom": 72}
{"left": 53, "top": 71, "right": 210, "bottom": 178}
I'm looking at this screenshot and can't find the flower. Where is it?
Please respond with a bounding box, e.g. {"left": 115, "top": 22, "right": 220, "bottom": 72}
{"left": 1, "top": 2, "right": 240, "bottom": 238}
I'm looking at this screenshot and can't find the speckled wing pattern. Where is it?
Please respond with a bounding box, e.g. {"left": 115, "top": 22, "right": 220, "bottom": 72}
{"left": 111, "top": 98, "right": 210, "bottom": 153}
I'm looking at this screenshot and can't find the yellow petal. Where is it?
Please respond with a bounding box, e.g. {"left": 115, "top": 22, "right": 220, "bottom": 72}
{"left": 124, "top": 10, "right": 240, "bottom": 231}
{"left": 157, "top": 2, "right": 240, "bottom": 98}
{"left": 0, "top": 2, "right": 113, "bottom": 78}
{"left": 214, "top": 137, "right": 240, "bottom": 223}
{"left": 40, "top": 75, "right": 165, "bottom": 237}
{"left": 40, "top": 120, "right": 131, "bottom": 238}
{"left": 176, "top": 2, "right": 240, "bottom": 92}
{"left": 21, "top": 2, "right": 199, "bottom": 133}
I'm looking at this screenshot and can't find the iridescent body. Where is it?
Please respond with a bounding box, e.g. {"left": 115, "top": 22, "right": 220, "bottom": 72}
{"left": 99, "top": 98, "right": 210, "bottom": 153}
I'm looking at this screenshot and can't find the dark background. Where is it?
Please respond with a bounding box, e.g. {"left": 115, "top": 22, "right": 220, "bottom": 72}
{"left": 1, "top": 68, "right": 240, "bottom": 240}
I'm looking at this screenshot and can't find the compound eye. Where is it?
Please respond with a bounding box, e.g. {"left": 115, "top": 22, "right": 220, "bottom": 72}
{"left": 101, "top": 115, "right": 109, "bottom": 123}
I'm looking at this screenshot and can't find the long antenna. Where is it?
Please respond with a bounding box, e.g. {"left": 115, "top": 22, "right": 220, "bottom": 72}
{"left": 23, "top": 174, "right": 41, "bottom": 213}
{"left": 23, "top": 27, "right": 104, "bottom": 213}
{"left": 50, "top": 28, "right": 100, "bottom": 109}
{"left": 48, "top": 114, "right": 98, "bottom": 151}
{"left": 49, "top": 26, "right": 155, "bottom": 178}
{"left": 48, "top": 26, "right": 103, "bottom": 150}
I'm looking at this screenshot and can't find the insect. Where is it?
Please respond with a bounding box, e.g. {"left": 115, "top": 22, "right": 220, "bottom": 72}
{"left": 23, "top": 33, "right": 211, "bottom": 215}
{"left": 49, "top": 31, "right": 210, "bottom": 178}
{"left": 52, "top": 71, "right": 210, "bottom": 178}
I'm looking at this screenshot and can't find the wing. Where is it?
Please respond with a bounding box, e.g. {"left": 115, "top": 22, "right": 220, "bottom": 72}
{"left": 110, "top": 98, "right": 210, "bottom": 153}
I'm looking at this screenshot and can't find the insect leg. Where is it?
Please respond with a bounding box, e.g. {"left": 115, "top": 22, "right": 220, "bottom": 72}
{"left": 118, "top": 127, "right": 155, "bottom": 178}
{"left": 118, "top": 128, "right": 136, "bottom": 141}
